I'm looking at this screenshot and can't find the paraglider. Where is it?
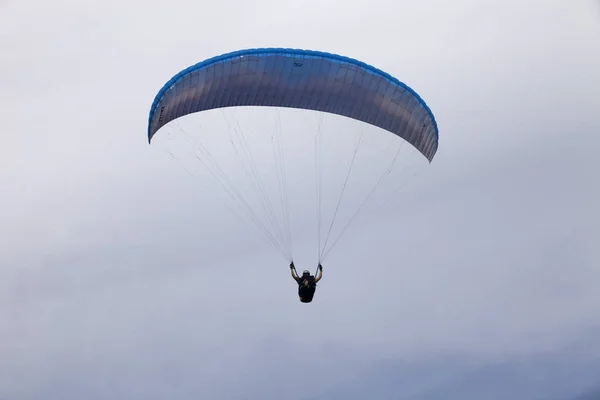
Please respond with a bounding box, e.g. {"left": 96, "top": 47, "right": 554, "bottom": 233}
{"left": 147, "top": 48, "right": 439, "bottom": 303}
{"left": 290, "top": 262, "right": 323, "bottom": 303}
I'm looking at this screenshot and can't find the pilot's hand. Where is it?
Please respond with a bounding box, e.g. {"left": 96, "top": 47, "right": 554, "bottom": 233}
{"left": 318, "top": 264, "right": 323, "bottom": 271}
{"left": 290, "top": 262, "right": 295, "bottom": 269}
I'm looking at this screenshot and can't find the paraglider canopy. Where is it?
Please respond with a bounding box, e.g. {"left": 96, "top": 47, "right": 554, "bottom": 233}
{"left": 147, "top": 48, "right": 438, "bottom": 162}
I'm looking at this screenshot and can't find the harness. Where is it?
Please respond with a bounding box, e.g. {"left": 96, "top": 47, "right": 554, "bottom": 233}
{"left": 299, "top": 274, "right": 316, "bottom": 290}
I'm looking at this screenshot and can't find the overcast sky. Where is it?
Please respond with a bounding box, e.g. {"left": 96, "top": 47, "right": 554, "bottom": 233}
{"left": 1, "top": 0, "right": 600, "bottom": 399}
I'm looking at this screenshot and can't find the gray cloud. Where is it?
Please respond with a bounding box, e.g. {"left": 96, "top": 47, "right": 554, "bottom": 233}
{"left": 1, "top": 0, "right": 599, "bottom": 399}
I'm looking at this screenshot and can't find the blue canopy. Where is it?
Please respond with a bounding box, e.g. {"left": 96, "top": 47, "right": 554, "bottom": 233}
{"left": 148, "top": 48, "right": 438, "bottom": 161}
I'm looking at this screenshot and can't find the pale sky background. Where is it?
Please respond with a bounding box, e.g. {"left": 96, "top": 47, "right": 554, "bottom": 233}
{"left": 1, "top": 0, "right": 600, "bottom": 399}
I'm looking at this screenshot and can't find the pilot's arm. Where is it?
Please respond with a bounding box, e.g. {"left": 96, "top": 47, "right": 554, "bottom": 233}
{"left": 290, "top": 262, "right": 299, "bottom": 280}
{"left": 314, "top": 264, "right": 323, "bottom": 283}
